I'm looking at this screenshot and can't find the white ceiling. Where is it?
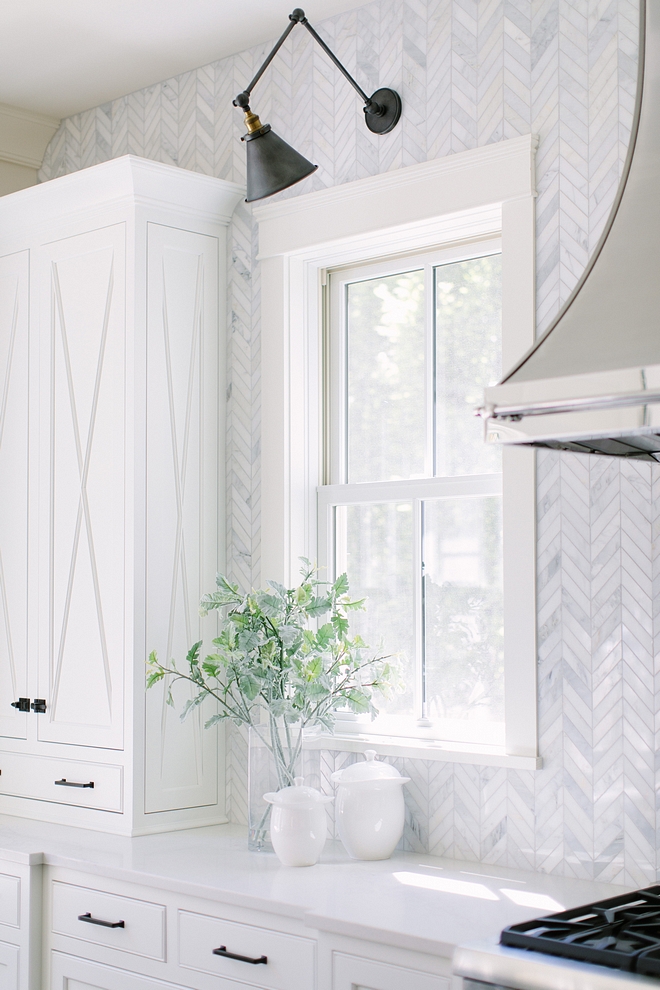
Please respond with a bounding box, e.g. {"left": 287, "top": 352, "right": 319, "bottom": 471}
{"left": 0, "top": 0, "right": 363, "bottom": 120}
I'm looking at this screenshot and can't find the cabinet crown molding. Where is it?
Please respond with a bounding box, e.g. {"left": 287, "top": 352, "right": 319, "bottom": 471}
{"left": 0, "top": 155, "right": 244, "bottom": 233}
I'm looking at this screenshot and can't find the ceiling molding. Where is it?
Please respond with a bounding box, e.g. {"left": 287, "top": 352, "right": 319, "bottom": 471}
{"left": 0, "top": 102, "right": 60, "bottom": 169}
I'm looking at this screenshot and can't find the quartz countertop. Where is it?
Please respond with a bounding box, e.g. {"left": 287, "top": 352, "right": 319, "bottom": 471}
{"left": 0, "top": 813, "right": 628, "bottom": 958}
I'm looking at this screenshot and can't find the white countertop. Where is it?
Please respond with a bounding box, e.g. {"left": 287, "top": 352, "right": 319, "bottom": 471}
{"left": 0, "top": 814, "right": 629, "bottom": 958}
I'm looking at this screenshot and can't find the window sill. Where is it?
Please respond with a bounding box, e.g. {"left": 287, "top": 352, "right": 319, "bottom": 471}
{"left": 309, "top": 730, "right": 542, "bottom": 769}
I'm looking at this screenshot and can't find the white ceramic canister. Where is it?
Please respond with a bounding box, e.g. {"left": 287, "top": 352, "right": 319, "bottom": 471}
{"left": 263, "top": 778, "right": 333, "bottom": 867}
{"left": 331, "top": 750, "right": 410, "bottom": 861}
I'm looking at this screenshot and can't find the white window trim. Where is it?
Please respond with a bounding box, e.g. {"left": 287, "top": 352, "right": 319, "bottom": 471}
{"left": 253, "top": 134, "right": 541, "bottom": 769}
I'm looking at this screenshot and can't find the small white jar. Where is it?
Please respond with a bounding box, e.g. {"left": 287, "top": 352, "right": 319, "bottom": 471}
{"left": 263, "top": 778, "right": 333, "bottom": 867}
{"left": 331, "top": 750, "right": 410, "bottom": 861}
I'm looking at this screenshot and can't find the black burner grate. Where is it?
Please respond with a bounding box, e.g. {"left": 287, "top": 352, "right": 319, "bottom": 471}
{"left": 501, "top": 886, "right": 660, "bottom": 976}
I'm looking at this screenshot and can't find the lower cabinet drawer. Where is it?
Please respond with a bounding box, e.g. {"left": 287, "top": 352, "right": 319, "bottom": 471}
{"left": 52, "top": 881, "right": 166, "bottom": 961}
{"left": 178, "top": 909, "right": 315, "bottom": 990}
{"left": 0, "top": 940, "right": 19, "bottom": 990}
{"left": 0, "top": 753, "right": 122, "bottom": 812}
{"left": 333, "top": 952, "right": 449, "bottom": 990}
{"left": 50, "top": 952, "right": 180, "bottom": 990}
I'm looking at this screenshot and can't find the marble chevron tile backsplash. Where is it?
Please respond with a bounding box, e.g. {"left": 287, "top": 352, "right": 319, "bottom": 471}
{"left": 39, "top": 0, "right": 654, "bottom": 883}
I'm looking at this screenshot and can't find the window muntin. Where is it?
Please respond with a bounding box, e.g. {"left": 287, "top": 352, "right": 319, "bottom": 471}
{"left": 323, "top": 241, "right": 504, "bottom": 745}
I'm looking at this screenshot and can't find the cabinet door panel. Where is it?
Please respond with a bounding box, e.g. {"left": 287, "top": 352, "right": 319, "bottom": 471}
{"left": 333, "top": 952, "right": 448, "bottom": 990}
{"left": 0, "top": 941, "right": 18, "bottom": 990}
{"left": 144, "top": 224, "right": 220, "bottom": 814}
{"left": 0, "top": 251, "right": 29, "bottom": 741}
{"left": 36, "top": 226, "right": 126, "bottom": 749}
{"left": 0, "top": 873, "right": 20, "bottom": 927}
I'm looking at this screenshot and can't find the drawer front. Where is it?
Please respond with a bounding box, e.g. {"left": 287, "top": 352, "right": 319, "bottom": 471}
{"left": 0, "top": 941, "right": 18, "bottom": 990}
{"left": 51, "top": 952, "right": 178, "bottom": 990}
{"left": 52, "top": 881, "right": 166, "bottom": 961}
{"left": 179, "top": 909, "right": 315, "bottom": 990}
{"left": 333, "top": 952, "right": 449, "bottom": 990}
{"left": 0, "top": 753, "right": 122, "bottom": 812}
{"left": 0, "top": 875, "right": 20, "bottom": 928}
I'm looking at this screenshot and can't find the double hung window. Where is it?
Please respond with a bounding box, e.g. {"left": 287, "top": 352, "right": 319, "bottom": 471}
{"left": 254, "top": 136, "right": 539, "bottom": 762}
{"left": 319, "top": 240, "right": 506, "bottom": 747}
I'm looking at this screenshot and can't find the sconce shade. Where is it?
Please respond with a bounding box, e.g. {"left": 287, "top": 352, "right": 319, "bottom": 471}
{"left": 244, "top": 124, "right": 318, "bottom": 202}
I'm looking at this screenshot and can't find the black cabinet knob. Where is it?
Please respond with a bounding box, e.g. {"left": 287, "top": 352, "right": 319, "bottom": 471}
{"left": 10, "top": 698, "right": 30, "bottom": 712}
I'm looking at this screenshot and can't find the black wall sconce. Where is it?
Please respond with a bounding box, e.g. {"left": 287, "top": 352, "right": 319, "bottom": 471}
{"left": 233, "top": 8, "right": 402, "bottom": 202}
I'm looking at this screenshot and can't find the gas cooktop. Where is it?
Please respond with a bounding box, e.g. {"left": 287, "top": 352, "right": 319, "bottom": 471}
{"left": 501, "top": 886, "right": 660, "bottom": 977}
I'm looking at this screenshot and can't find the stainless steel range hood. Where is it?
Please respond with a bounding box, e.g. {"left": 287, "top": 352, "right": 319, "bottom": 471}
{"left": 479, "top": 0, "right": 660, "bottom": 461}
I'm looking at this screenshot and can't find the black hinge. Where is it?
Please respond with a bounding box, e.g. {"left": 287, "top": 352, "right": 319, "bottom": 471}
{"left": 31, "top": 699, "right": 46, "bottom": 713}
{"left": 11, "top": 698, "right": 30, "bottom": 712}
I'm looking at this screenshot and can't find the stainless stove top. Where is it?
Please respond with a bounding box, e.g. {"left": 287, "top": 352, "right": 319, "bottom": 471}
{"left": 500, "top": 886, "right": 660, "bottom": 976}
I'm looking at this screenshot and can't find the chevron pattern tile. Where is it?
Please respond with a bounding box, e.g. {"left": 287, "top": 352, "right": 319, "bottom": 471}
{"left": 39, "top": 0, "right": 660, "bottom": 882}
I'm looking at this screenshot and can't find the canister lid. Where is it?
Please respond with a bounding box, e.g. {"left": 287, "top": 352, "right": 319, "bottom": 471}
{"left": 263, "top": 777, "right": 333, "bottom": 808}
{"left": 331, "top": 750, "right": 404, "bottom": 783}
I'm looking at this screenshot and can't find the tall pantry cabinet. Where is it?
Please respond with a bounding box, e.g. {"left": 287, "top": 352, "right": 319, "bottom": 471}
{"left": 0, "top": 156, "right": 243, "bottom": 834}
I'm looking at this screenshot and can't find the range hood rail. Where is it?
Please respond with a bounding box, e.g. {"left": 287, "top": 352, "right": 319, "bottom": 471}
{"left": 486, "top": 387, "right": 660, "bottom": 421}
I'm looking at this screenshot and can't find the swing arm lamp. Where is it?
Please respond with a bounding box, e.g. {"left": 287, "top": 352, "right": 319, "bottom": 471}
{"left": 233, "top": 8, "right": 402, "bottom": 202}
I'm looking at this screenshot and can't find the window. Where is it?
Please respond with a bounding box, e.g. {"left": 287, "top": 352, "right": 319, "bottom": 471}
{"left": 254, "top": 136, "right": 539, "bottom": 765}
{"left": 320, "top": 243, "right": 505, "bottom": 747}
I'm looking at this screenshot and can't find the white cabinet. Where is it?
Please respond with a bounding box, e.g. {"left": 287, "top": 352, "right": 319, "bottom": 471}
{"left": 40, "top": 859, "right": 458, "bottom": 990}
{"left": 45, "top": 866, "right": 320, "bottom": 990}
{"left": 0, "top": 858, "right": 41, "bottom": 990}
{"left": 0, "top": 156, "right": 243, "bottom": 834}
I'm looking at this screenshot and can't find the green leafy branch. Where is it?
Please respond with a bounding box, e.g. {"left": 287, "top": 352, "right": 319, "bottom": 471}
{"left": 146, "top": 559, "right": 398, "bottom": 734}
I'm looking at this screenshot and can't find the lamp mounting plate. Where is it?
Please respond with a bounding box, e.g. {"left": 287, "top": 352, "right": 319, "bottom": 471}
{"left": 365, "top": 88, "right": 401, "bottom": 134}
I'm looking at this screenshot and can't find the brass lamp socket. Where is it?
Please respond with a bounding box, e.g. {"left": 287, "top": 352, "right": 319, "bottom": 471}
{"left": 243, "top": 109, "right": 263, "bottom": 134}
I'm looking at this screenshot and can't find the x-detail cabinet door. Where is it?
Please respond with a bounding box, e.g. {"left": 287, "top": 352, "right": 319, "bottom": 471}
{"left": 36, "top": 224, "right": 127, "bottom": 750}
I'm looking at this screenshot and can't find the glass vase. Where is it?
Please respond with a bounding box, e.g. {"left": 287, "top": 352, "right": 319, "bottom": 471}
{"left": 247, "top": 717, "right": 321, "bottom": 851}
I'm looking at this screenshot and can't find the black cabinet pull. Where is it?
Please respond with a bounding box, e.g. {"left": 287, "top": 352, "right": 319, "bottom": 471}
{"left": 31, "top": 699, "right": 46, "bottom": 713}
{"left": 11, "top": 698, "right": 30, "bottom": 711}
{"left": 78, "top": 913, "right": 124, "bottom": 929}
{"left": 213, "top": 945, "right": 267, "bottom": 965}
{"left": 55, "top": 778, "right": 94, "bottom": 789}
